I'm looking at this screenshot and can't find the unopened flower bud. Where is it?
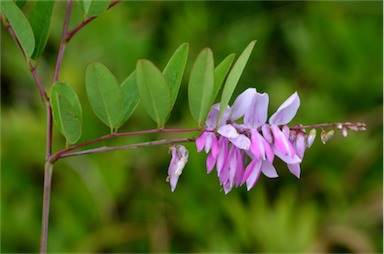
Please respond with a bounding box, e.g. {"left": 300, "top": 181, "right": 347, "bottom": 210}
{"left": 321, "top": 129, "right": 327, "bottom": 144}
{"left": 326, "top": 130, "right": 335, "bottom": 142}
{"left": 342, "top": 127, "right": 348, "bottom": 137}
{"left": 307, "top": 128, "right": 316, "bottom": 148}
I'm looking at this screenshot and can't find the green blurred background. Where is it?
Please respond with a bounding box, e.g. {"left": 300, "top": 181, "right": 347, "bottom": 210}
{"left": 1, "top": 1, "right": 383, "bottom": 252}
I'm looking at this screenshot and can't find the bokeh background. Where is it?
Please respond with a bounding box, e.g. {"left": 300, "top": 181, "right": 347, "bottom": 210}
{"left": 1, "top": 1, "right": 383, "bottom": 252}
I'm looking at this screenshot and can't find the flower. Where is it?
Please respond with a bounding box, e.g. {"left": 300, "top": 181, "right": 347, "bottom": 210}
{"left": 167, "top": 145, "right": 189, "bottom": 192}
{"left": 196, "top": 88, "right": 310, "bottom": 193}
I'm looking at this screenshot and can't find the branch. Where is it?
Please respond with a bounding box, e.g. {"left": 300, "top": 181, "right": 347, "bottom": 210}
{"left": 64, "top": 0, "right": 122, "bottom": 43}
{"left": 53, "top": 0, "right": 72, "bottom": 82}
{"left": 48, "top": 128, "right": 200, "bottom": 163}
{"left": 59, "top": 137, "right": 197, "bottom": 159}
{"left": 289, "top": 122, "right": 366, "bottom": 131}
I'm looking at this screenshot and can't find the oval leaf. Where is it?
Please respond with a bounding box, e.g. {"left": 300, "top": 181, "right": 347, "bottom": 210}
{"left": 78, "top": 0, "right": 111, "bottom": 18}
{"left": 1, "top": 0, "right": 35, "bottom": 58}
{"left": 163, "top": 43, "right": 189, "bottom": 111}
{"left": 218, "top": 40, "right": 256, "bottom": 123}
{"left": 85, "top": 63, "right": 124, "bottom": 131}
{"left": 51, "top": 81, "right": 82, "bottom": 145}
{"left": 212, "top": 53, "right": 236, "bottom": 104}
{"left": 188, "top": 48, "right": 215, "bottom": 128}
{"left": 115, "top": 71, "right": 140, "bottom": 129}
{"left": 136, "top": 60, "right": 171, "bottom": 129}
{"left": 28, "top": 1, "right": 54, "bottom": 60}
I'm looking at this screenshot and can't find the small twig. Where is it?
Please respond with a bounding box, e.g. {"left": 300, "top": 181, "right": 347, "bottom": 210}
{"left": 290, "top": 122, "right": 366, "bottom": 131}
{"left": 48, "top": 128, "right": 200, "bottom": 163}
{"left": 53, "top": 0, "right": 72, "bottom": 82}
{"left": 59, "top": 137, "right": 197, "bottom": 159}
{"left": 65, "top": 0, "right": 122, "bottom": 43}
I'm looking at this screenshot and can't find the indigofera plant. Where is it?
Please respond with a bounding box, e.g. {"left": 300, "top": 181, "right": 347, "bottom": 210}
{"left": 1, "top": 1, "right": 366, "bottom": 253}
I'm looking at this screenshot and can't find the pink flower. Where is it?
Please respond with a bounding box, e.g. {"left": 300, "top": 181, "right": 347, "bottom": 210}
{"left": 195, "top": 88, "right": 309, "bottom": 193}
{"left": 167, "top": 145, "right": 189, "bottom": 192}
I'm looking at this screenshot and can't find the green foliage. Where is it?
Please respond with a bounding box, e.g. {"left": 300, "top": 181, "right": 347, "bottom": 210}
{"left": 1, "top": 0, "right": 35, "bottom": 58}
{"left": 219, "top": 40, "right": 256, "bottom": 123}
{"left": 136, "top": 59, "right": 171, "bottom": 129}
{"left": 27, "top": 1, "right": 54, "bottom": 60}
{"left": 2, "top": 1, "right": 382, "bottom": 253}
{"left": 213, "top": 53, "right": 236, "bottom": 104}
{"left": 163, "top": 43, "right": 189, "bottom": 113}
{"left": 115, "top": 71, "right": 140, "bottom": 129}
{"left": 188, "top": 48, "right": 215, "bottom": 128}
{"left": 85, "top": 63, "right": 124, "bottom": 132}
{"left": 50, "top": 81, "right": 83, "bottom": 145}
{"left": 15, "top": 0, "right": 27, "bottom": 9}
{"left": 78, "top": 0, "right": 111, "bottom": 18}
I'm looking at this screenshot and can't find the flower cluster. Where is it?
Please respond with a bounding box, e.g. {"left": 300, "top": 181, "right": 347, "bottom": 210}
{"left": 195, "top": 88, "right": 313, "bottom": 194}
{"left": 166, "top": 88, "right": 366, "bottom": 193}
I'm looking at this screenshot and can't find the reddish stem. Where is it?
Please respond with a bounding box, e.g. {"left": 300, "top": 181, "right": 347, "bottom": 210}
{"left": 48, "top": 128, "right": 200, "bottom": 163}
{"left": 59, "top": 137, "right": 196, "bottom": 159}
{"left": 53, "top": 0, "right": 72, "bottom": 82}
{"left": 65, "top": 0, "right": 121, "bottom": 43}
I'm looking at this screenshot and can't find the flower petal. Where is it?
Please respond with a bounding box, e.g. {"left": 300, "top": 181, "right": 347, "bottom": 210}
{"left": 295, "top": 133, "right": 306, "bottom": 159}
{"left": 270, "top": 125, "right": 296, "bottom": 158}
{"left": 288, "top": 163, "right": 301, "bottom": 178}
{"left": 261, "top": 124, "right": 273, "bottom": 144}
{"left": 229, "top": 88, "right": 257, "bottom": 121}
{"left": 206, "top": 152, "right": 216, "bottom": 174}
{"left": 218, "top": 124, "right": 239, "bottom": 139}
{"left": 229, "top": 134, "right": 251, "bottom": 150}
{"left": 235, "top": 148, "right": 244, "bottom": 187}
{"left": 269, "top": 92, "right": 300, "bottom": 125}
{"left": 245, "top": 160, "right": 262, "bottom": 191}
{"left": 244, "top": 92, "right": 269, "bottom": 128}
{"left": 205, "top": 104, "right": 220, "bottom": 129}
{"left": 261, "top": 160, "right": 278, "bottom": 178}
{"left": 195, "top": 133, "right": 207, "bottom": 152}
{"left": 167, "top": 145, "right": 189, "bottom": 191}
{"left": 216, "top": 137, "right": 228, "bottom": 175}
{"left": 274, "top": 148, "right": 301, "bottom": 164}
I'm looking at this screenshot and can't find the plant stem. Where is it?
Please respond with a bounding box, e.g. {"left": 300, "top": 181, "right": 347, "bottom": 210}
{"left": 60, "top": 137, "right": 196, "bottom": 159}
{"left": 65, "top": 0, "right": 121, "bottom": 43}
{"left": 40, "top": 162, "right": 54, "bottom": 254}
{"left": 290, "top": 122, "right": 366, "bottom": 130}
{"left": 53, "top": 0, "right": 72, "bottom": 82}
{"left": 48, "top": 128, "right": 200, "bottom": 163}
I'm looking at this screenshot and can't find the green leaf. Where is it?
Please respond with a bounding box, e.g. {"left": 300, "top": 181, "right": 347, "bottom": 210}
{"left": 136, "top": 60, "right": 171, "bottom": 129}
{"left": 163, "top": 43, "right": 189, "bottom": 112}
{"left": 51, "top": 81, "right": 82, "bottom": 145}
{"left": 1, "top": 0, "right": 35, "bottom": 58}
{"left": 85, "top": 63, "right": 124, "bottom": 131}
{"left": 115, "top": 71, "right": 140, "bottom": 129}
{"left": 27, "top": 1, "right": 54, "bottom": 60}
{"left": 219, "top": 40, "right": 256, "bottom": 123}
{"left": 212, "top": 53, "right": 236, "bottom": 104}
{"left": 15, "top": 0, "right": 27, "bottom": 9}
{"left": 78, "top": 0, "right": 111, "bottom": 18}
{"left": 188, "top": 48, "right": 215, "bottom": 128}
